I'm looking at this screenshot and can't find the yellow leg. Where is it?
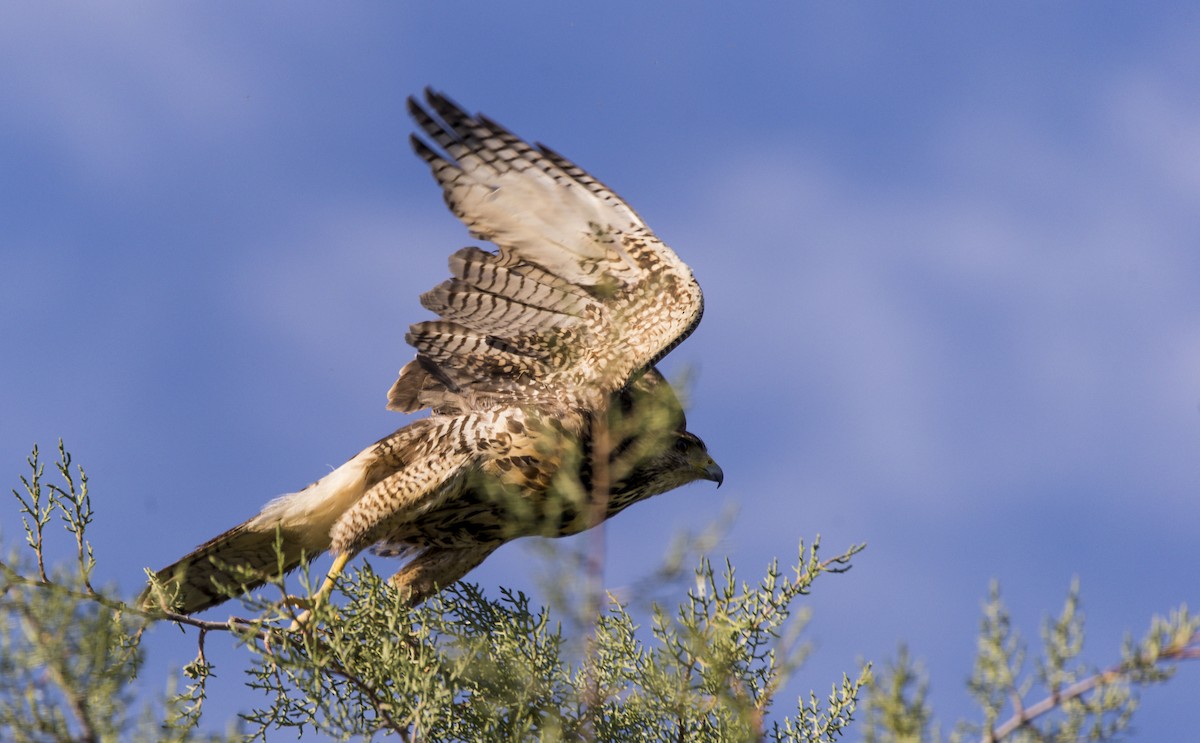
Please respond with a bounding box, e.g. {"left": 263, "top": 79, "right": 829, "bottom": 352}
{"left": 288, "top": 551, "right": 352, "bottom": 631}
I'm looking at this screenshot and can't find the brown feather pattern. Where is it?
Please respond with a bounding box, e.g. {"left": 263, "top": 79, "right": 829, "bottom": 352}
{"left": 144, "top": 90, "right": 719, "bottom": 615}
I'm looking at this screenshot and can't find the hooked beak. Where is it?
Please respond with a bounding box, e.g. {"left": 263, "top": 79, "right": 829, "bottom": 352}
{"left": 701, "top": 457, "right": 724, "bottom": 488}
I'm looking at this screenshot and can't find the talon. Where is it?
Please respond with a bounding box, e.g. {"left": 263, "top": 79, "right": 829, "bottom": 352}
{"left": 286, "top": 551, "right": 352, "bottom": 631}
{"left": 288, "top": 608, "right": 315, "bottom": 632}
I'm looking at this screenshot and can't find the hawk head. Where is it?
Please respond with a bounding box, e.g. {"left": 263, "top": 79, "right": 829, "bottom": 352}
{"left": 597, "top": 368, "right": 722, "bottom": 517}
{"left": 643, "top": 429, "right": 723, "bottom": 490}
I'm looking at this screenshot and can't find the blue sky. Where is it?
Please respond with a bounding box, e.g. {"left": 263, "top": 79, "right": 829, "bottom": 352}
{"left": 4, "top": 3, "right": 1199, "bottom": 738}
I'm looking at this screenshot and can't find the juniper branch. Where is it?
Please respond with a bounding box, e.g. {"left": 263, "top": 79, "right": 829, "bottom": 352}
{"left": 985, "top": 629, "right": 1200, "bottom": 742}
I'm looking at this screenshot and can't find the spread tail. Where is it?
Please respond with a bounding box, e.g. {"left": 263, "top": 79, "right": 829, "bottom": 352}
{"left": 140, "top": 436, "right": 388, "bottom": 614}
{"left": 142, "top": 519, "right": 311, "bottom": 615}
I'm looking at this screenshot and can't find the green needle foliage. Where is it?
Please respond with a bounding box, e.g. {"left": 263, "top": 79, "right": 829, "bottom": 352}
{"left": 229, "top": 544, "right": 866, "bottom": 741}
{"left": 861, "top": 583, "right": 1199, "bottom": 743}
{"left": 0, "top": 443, "right": 232, "bottom": 742}
{"left": 862, "top": 645, "right": 935, "bottom": 743}
{"left": 2, "top": 443, "right": 1196, "bottom": 742}
{"left": 3, "top": 444, "right": 866, "bottom": 741}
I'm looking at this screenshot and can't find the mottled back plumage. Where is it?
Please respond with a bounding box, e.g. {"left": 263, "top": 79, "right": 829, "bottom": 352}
{"left": 145, "top": 90, "right": 719, "bottom": 616}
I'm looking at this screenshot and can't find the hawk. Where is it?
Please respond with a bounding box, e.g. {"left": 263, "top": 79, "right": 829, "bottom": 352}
{"left": 147, "top": 90, "right": 721, "bottom": 616}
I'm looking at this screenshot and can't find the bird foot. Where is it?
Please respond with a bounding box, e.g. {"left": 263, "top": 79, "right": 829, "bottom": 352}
{"left": 287, "top": 607, "right": 315, "bottom": 632}
{"left": 283, "top": 552, "right": 352, "bottom": 631}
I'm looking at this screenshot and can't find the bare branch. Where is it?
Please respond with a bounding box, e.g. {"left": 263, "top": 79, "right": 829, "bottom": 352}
{"left": 985, "top": 631, "right": 1200, "bottom": 742}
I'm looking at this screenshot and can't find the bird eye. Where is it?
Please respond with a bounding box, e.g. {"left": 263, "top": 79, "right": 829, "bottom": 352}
{"left": 673, "top": 436, "right": 692, "bottom": 453}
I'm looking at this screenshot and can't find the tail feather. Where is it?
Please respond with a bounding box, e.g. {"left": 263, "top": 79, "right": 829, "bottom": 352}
{"left": 143, "top": 520, "right": 311, "bottom": 615}
{"left": 143, "top": 447, "right": 376, "bottom": 615}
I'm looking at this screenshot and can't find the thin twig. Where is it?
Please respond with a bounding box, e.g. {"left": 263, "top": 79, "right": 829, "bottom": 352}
{"left": 14, "top": 446, "right": 50, "bottom": 583}
{"left": 746, "top": 544, "right": 862, "bottom": 633}
{"left": 3, "top": 568, "right": 274, "bottom": 638}
{"left": 293, "top": 630, "right": 414, "bottom": 739}
{"left": 194, "top": 627, "right": 209, "bottom": 667}
{"left": 985, "top": 632, "right": 1200, "bottom": 742}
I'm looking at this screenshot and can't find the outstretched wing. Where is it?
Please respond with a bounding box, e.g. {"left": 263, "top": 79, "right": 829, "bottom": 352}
{"left": 389, "top": 89, "right": 704, "bottom": 415}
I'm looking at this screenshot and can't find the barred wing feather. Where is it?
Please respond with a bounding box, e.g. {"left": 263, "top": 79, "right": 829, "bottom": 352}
{"left": 389, "top": 90, "right": 704, "bottom": 415}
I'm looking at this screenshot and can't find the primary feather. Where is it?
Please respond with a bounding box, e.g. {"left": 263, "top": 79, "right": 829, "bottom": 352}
{"left": 144, "top": 90, "right": 718, "bottom": 615}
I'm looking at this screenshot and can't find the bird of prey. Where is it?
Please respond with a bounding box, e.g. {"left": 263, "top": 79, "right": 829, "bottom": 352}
{"left": 146, "top": 90, "right": 721, "bottom": 617}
